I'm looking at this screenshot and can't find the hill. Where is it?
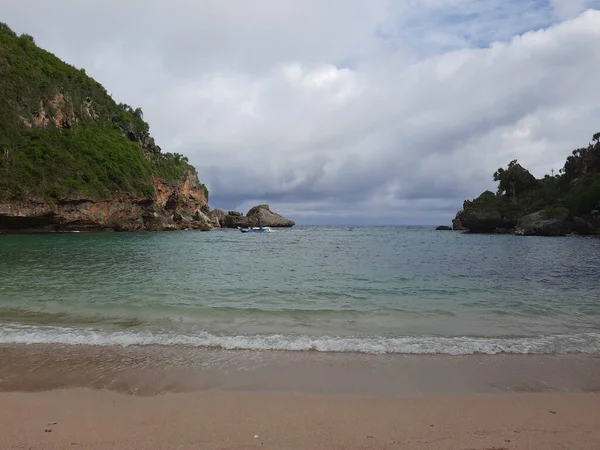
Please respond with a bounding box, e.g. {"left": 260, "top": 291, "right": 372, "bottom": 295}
{"left": 0, "top": 22, "right": 213, "bottom": 232}
{"left": 455, "top": 132, "right": 600, "bottom": 235}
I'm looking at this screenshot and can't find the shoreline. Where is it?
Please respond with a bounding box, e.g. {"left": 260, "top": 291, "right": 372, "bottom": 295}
{"left": 2, "top": 343, "right": 600, "bottom": 396}
{"left": 1, "top": 389, "right": 599, "bottom": 449}
{"left": 2, "top": 344, "right": 600, "bottom": 448}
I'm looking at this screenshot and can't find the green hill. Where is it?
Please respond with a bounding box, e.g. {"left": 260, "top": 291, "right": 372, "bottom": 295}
{"left": 0, "top": 22, "right": 207, "bottom": 202}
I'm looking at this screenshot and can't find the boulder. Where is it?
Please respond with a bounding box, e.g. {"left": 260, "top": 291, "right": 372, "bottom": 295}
{"left": 223, "top": 214, "right": 253, "bottom": 228}
{"left": 228, "top": 211, "right": 242, "bottom": 216}
{"left": 592, "top": 210, "right": 600, "bottom": 228}
{"left": 246, "top": 204, "right": 295, "bottom": 227}
{"left": 192, "top": 210, "right": 213, "bottom": 227}
{"left": 572, "top": 216, "right": 600, "bottom": 235}
{"left": 458, "top": 209, "right": 516, "bottom": 233}
{"left": 208, "top": 208, "right": 227, "bottom": 227}
{"left": 435, "top": 225, "right": 452, "bottom": 231}
{"left": 452, "top": 218, "right": 468, "bottom": 231}
{"left": 223, "top": 204, "right": 295, "bottom": 228}
{"left": 514, "top": 208, "right": 571, "bottom": 236}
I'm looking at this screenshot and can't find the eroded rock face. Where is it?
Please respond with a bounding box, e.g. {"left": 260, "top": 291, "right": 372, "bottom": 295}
{"left": 0, "top": 172, "right": 211, "bottom": 233}
{"left": 247, "top": 204, "right": 295, "bottom": 227}
{"left": 452, "top": 217, "right": 468, "bottom": 231}
{"left": 457, "top": 209, "right": 517, "bottom": 233}
{"left": 208, "top": 208, "right": 227, "bottom": 227}
{"left": 222, "top": 204, "right": 295, "bottom": 228}
{"left": 514, "top": 209, "right": 571, "bottom": 236}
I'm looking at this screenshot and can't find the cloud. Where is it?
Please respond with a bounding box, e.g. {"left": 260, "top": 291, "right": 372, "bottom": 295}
{"left": 551, "top": 0, "right": 599, "bottom": 19}
{"left": 2, "top": 2, "right": 600, "bottom": 224}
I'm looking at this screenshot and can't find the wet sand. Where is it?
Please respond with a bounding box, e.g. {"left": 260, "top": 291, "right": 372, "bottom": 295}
{"left": 1, "top": 389, "right": 599, "bottom": 449}
{"left": 2, "top": 344, "right": 600, "bottom": 395}
{"left": 1, "top": 344, "right": 600, "bottom": 449}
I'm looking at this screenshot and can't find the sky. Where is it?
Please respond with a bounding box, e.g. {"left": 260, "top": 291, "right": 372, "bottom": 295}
{"left": 3, "top": 0, "right": 600, "bottom": 225}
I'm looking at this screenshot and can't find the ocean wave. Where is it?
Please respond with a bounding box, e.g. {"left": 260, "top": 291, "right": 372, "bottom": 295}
{"left": 1, "top": 324, "right": 599, "bottom": 355}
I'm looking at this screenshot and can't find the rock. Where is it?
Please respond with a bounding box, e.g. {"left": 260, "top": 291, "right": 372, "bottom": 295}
{"left": 572, "top": 216, "right": 600, "bottom": 235}
{"left": 246, "top": 204, "right": 295, "bottom": 227}
{"left": 0, "top": 171, "right": 210, "bottom": 233}
{"left": 452, "top": 218, "right": 468, "bottom": 231}
{"left": 228, "top": 211, "right": 242, "bottom": 216}
{"left": 435, "top": 226, "right": 452, "bottom": 230}
{"left": 573, "top": 217, "right": 594, "bottom": 235}
{"left": 456, "top": 191, "right": 519, "bottom": 233}
{"left": 192, "top": 209, "right": 211, "bottom": 223}
{"left": 592, "top": 210, "right": 600, "bottom": 227}
{"left": 208, "top": 208, "right": 227, "bottom": 227}
{"left": 223, "top": 204, "right": 295, "bottom": 228}
{"left": 458, "top": 209, "right": 517, "bottom": 233}
{"left": 223, "top": 214, "right": 253, "bottom": 229}
{"left": 514, "top": 208, "right": 571, "bottom": 236}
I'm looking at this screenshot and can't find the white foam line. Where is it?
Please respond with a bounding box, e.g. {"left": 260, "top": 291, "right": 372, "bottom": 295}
{"left": 1, "top": 324, "right": 599, "bottom": 355}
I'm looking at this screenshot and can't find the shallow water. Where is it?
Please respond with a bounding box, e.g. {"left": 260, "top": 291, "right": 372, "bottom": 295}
{"left": 1, "top": 226, "right": 599, "bottom": 354}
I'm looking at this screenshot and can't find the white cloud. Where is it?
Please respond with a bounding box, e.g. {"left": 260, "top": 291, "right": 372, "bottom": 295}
{"left": 2, "top": 2, "right": 600, "bottom": 224}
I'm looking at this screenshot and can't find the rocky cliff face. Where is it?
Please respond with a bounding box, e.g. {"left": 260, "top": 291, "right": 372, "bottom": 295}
{"left": 0, "top": 23, "right": 214, "bottom": 232}
{"left": 0, "top": 171, "right": 211, "bottom": 232}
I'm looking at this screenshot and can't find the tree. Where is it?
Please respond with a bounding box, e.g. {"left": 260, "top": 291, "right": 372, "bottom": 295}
{"left": 0, "top": 22, "right": 17, "bottom": 38}
{"left": 19, "top": 33, "right": 35, "bottom": 45}
{"left": 493, "top": 160, "right": 538, "bottom": 202}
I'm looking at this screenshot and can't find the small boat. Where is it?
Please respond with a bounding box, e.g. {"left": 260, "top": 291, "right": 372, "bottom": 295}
{"left": 238, "top": 226, "right": 273, "bottom": 233}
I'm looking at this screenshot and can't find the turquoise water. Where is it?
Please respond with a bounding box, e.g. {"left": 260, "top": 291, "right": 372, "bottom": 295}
{"left": 1, "top": 227, "right": 599, "bottom": 354}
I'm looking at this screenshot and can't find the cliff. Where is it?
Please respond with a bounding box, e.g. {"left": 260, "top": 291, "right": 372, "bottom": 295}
{"left": 0, "top": 23, "right": 211, "bottom": 232}
{"left": 454, "top": 131, "right": 600, "bottom": 236}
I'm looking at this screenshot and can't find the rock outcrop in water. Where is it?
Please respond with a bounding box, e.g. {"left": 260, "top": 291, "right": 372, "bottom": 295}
{"left": 455, "top": 132, "right": 600, "bottom": 236}
{"left": 223, "top": 204, "right": 295, "bottom": 228}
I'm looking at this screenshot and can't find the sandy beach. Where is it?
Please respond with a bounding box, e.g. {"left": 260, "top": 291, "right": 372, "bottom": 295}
{"left": 0, "top": 344, "right": 599, "bottom": 449}
{"left": 1, "top": 389, "right": 599, "bottom": 449}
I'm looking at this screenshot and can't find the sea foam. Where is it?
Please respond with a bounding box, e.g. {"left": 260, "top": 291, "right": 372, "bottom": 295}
{"left": 1, "top": 324, "right": 599, "bottom": 355}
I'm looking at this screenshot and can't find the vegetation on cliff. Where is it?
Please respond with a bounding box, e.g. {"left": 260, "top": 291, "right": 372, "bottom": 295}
{"left": 0, "top": 23, "right": 207, "bottom": 202}
{"left": 459, "top": 131, "right": 600, "bottom": 234}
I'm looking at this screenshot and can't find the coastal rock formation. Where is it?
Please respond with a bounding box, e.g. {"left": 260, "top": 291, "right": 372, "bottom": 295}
{"left": 514, "top": 209, "right": 571, "bottom": 236}
{"left": 0, "top": 173, "right": 211, "bottom": 232}
{"left": 572, "top": 214, "right": 600, "bottom": 235}
{"left": 452, "top": 213, "right": 468, "bottom": 231}
{"left": 247, "top": 204, "right": 295, "bottom": 227}
{"left": 435, "top": 226, "right": 452, "bottom": 230}
{"left": 208, "top": 208, "right": 227, "bottom": 228}
{"left": 457, "top": 206, "right": 518, "bottom": 233}
{"left": 223, "top": 204, "right": 295, "bottom": 228}
{"left": 0, "top": 23, "right": 212, "bottom": 233}
{"left": 454, "top": 132, "right": 600, "bottom": 236}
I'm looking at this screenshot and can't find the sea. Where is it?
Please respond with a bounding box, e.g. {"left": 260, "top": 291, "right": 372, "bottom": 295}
{"left": 1, "top": 226, "right": 599, "bottom": 356}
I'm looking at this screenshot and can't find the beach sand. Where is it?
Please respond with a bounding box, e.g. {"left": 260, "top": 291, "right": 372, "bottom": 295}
{"left": 1, "top": 344, "right": 600, "bottom": 449}
{"left": 1, "top": 389, "right": 599, "bottom": 449}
